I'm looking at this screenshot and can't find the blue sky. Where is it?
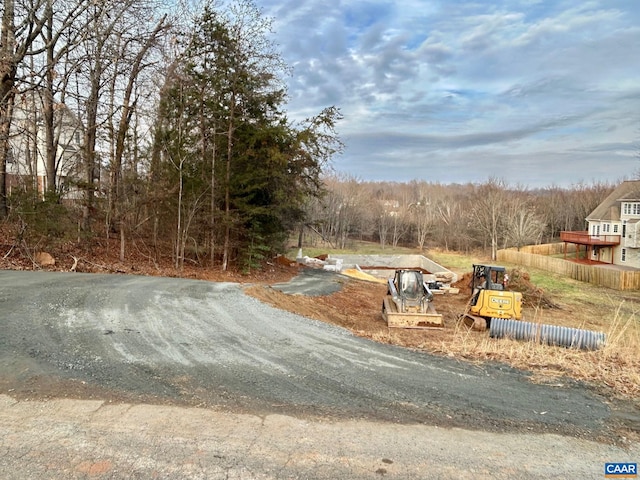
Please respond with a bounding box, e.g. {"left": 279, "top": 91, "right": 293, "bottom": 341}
{"left": 254, "top": 0, "right": 640, "bottom": 188}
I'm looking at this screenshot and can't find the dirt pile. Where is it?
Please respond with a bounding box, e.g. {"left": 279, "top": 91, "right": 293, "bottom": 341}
{"left": 452, "top": 272, "right": 473, "bottom": 293}
{"left": 452, "top": 269, "right": 558, "bottom": 309}
{"left": 508, "top": 268, "right": 559, "bottom": 309}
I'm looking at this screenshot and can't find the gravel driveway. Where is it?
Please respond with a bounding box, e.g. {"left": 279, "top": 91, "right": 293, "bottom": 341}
{"left": 0, "top": 270, "right": 638, "bottom": 479}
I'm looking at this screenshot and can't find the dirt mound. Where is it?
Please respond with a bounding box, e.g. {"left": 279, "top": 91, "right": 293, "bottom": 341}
{"left": 452, "top": 272, "right": 473, "bottom": 293}
{"left": 508, "top": 268, "right": 559, "bottom": 309}
{"left": 452, "top": 268, "right": 558, "bottom": 309}
{"left": 275, "top": 255, "right": 297, "bottom": 267}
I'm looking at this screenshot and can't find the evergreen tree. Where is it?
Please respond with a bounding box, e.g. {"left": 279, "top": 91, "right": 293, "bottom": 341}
{"left": 151, "top": 2, "right": 342, "bottom": 270}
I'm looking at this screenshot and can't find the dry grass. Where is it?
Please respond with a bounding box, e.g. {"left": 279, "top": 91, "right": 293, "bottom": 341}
{"left": 429, "top": 311, "right": 640, "bottom": 399}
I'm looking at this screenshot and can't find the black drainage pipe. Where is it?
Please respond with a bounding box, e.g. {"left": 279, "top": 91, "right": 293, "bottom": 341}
{"left": 489, "top": 318, "right": 606, "bottom": 351}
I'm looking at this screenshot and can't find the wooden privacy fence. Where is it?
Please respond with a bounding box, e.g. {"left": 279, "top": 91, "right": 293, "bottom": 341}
{"left": 518, "top": 243, "right": 576, "bottom": 256}
{"left": 497, "top": 244, "right": 640, "bottom": 291}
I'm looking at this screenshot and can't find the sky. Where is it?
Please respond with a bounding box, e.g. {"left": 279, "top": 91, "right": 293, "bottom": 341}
{"left": 254, "top": 0, "right": 640, "bottom": 188}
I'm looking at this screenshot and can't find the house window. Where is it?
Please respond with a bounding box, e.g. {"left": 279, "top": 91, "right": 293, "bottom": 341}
{"left": 621, "top": 248, "right": 626, "bottom": 262}
{"left": 614, "top": 224, "right": 619, "bottom": 233}
{"left": 622, "top": 203, "right": 640, "bottom": 215}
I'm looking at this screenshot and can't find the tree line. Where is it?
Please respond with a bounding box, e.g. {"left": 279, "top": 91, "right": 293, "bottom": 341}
{"left": 303, "top": 176, "right": 615, "bottom": 260}
{"left": 1, "top": 0, "right": 342, "bottom": 271}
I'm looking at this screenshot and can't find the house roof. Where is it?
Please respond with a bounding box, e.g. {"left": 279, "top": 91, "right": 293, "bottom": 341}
{"left": 587, "top": 180, "right": 640, "bottom": 221}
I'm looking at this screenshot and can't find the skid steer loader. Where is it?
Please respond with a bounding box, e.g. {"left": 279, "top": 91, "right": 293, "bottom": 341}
{"left": 461, "top": 264, "right": 522, "bottom": 331}
{"left": 381, "top": 269, "right": 443, "bottom": 328}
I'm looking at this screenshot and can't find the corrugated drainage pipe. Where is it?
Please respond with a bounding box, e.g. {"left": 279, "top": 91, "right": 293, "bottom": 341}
{"left": 489, "top": 318, "right": 606, "bottom": 351}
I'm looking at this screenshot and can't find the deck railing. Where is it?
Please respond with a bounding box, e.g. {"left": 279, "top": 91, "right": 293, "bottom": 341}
{"left": 560, "top": 231, "right": 620, "bottom": 245}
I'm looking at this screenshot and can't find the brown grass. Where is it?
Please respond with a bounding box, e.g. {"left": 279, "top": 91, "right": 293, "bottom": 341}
{"left": 430, "top": 313, "right": 640, "bottom": 398}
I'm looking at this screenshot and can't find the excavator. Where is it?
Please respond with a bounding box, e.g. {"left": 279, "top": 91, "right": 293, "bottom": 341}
{"left": 461, "top": 264, "right": 523, "bottom": 331}
{"left": 382, "top": 269, "right": 443, "bottom": 328}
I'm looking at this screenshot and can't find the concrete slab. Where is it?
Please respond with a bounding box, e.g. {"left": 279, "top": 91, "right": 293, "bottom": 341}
{"left": 328, "top": 254, "right": 457, "bottom": 283}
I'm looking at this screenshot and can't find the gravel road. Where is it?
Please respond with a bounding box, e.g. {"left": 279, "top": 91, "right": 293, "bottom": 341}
{"left": 0, "top": 270, "right": 638, "bottom": 479}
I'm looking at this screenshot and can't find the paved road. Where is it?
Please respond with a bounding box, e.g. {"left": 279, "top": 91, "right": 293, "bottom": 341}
{"left": 0, "top": 270, "right": 638, "bottom": 478}
{"left": 1, "top": 394, "right": 637, "bottom": 480}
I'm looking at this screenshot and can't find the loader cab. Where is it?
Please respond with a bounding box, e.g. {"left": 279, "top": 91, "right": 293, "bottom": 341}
{"left": 388, "top": 269, "right": 434, "bottom": 313}
{"left": 382, "top": 269, "right": 443, "bottom": 328}
{"left": 397, "top": 270, "right": 422, "bottom": 299}
{"left": 470, "top": 264, "right": 508, "bottom": 307}
{"left": 470, "top": 264, "right": 507, "bottom": 293}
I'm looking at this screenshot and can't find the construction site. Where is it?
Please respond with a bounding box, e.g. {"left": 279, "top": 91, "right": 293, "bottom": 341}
{"left": 247, "top": 250, "right": 640, "bottom": 402}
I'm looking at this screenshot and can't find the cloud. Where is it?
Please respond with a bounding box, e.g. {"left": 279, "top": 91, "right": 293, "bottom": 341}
{"left": 256, "top": 0, "right": 640, "bottom": 187}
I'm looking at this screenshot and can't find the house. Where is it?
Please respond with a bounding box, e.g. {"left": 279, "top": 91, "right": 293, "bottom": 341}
{"left": 560, "top": 180, "right": 640, "bottom": 268}
{"left": 6, "top": 90, "right": 84, "bottom": 199}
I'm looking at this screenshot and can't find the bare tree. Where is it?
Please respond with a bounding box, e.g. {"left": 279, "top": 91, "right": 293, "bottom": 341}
{"left": 469, "top": 178, "right": 509, "bottom": 261}
{"left": 321, "top": 174, "right": 369, "bottom": 249}
{"left": 390, "top": 206, "right": 410, "bottom": 248}
{"left": 152, "top": 68, "right": 205, "bottom": 270}
{"left": 37, "top": 0, "right": 88, "bottom": 195}
{"left": 106, "top": 14, "right": 168, "bottom": 260}
{"left": 503, "top": 194, "right": 546, "bottom": 249}
{"left": 538, "top": 186, "right": 572, "bottom": 241}
{"left": 408, "top": 197, "right": 434, "bottom": 251}
{"left": 374, "top": 197, "right": 396, "bottom": 249}
{"left": 305, "top": 176, "right": 616, "bottom": 257}
{"left": 67, "top": 0, "right": 156, "bottom": 232}
{"left": 0, "top": 0, "right": 46, "bottom": 217}
{"left": 434, "top": 198, "right": 458, "bottom": 250}
{"left": 571, "top": 181, "right": 614, "bottom": 231}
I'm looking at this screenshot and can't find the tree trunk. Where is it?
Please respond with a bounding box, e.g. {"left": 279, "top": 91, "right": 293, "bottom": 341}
{"left": 222, "top": 94, "right": 235, "bottom": 272}
{"left": 0, "top": 101, "right": 12, "bottom": 217}
{"left": 210, "top": 134, "right": 216, "bottom": 265}
{"left": 175, "top": 159, "right": 183, "bottom": 270}
{"left": 82, "top": 88, "right": 98, "bottom": 231}
{"left": 0, "top": 0, "right": 17, "bottom": 218}
{"left": 43, "top": 5, "right": 56, "bottom": 195}
{"left": 119, "top": 219, "right": 125, "bottom": 262}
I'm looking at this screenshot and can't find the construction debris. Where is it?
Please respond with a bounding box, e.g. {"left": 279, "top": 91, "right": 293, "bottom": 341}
{"left": 341, "top": 268, "right": 386, "bottom": 284}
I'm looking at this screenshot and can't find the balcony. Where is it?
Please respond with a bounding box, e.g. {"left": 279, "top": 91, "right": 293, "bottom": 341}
{"left": 560, "top": 231, "right": 620, "bottom": 246}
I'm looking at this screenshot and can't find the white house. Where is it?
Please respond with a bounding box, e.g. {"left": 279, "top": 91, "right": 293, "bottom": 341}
{"left": 7, "top": 91, "right": 84, "bottom": 199}
{"left": 561, "top": 180, "right": 640, "bottom": 268}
